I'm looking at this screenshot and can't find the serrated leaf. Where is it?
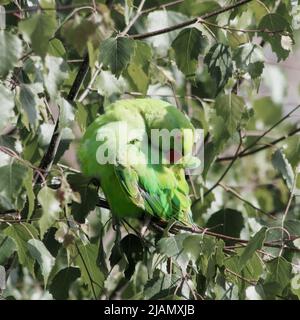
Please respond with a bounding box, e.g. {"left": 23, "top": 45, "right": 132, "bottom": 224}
{"left": 125, "top": 41, "right": 152, "bottom": 95}
{"left": 158, "top": 233, "right": 190, "bottom": 271}
{"left": 19, "top": 13, "right": 57, "bottom": 57}
{"left": 215, "top": 93, "right": 246, "bottom": 135}
{"left": 75, "top": 243, "right": 104, "bottom": 298}
{"left": 171, "top": 27, "right": 208, "bottom": 75}
{"left": 0, "top": 160, "right": 31, "bottom": 211}
{"left": 0, "top": 30, "right": 22, "bottom": 77}
{"left": 49, "top": 267, "right": 80, "bottom": 300}
{"left": 0, "top": 84, "right": 15, "bottom": 133}
{"left": 204, "top": 43, "right": 233, "bottom": 95}
{"left": 234, "top": 43, "right": 264, "bottom": 78}
{"left": 37, "top": 186, "right": 61, "bottom": 238}
{"left": 100, "top": 36, "right": 135, "bottom": 78}
{"left": 272, "top": 149, "right": 295, "bottom": 190}
{"left": 265, "top": 257, "right": 291, "bottom": 289}
{"left": 239, "top": 227, "right": 267, "bottom": 270}
{"left": 0, "top": 235, "right": 15, "bottom": 265}
{"left": 4, "top": 223, "right": 38, "bottom": 275}
{"left": 144, "top": 274, "right": 180, "bottom": 299}
{"left": 27, "top": 239, "right": 55, "bottom": 287}
{"left": 258, "top": 14, "right": 293, "bottom": 61}
{"left": 283, "top": 220, "right": 300, "bottom": 236}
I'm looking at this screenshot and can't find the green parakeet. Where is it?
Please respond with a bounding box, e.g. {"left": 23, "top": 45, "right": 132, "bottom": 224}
{"left": 78, "top": 98, "right": 199, "bottom": 224}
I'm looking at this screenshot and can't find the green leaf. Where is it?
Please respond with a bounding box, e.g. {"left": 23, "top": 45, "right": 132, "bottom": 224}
{"left": 4, "top": 223, "right": 38, "bottom": 275}
{"left": 44, "top": 55, "right": 69, "bottom": 99}
{"left": 145, "top": 10, "right": 188, "bottom": 57}
{"left": 233, "top": 43, "right": 264, "bottom": 78}
{"left": 171, "top": 27, "right": 208, "bottom": 75}
{"left": 258, "top": 14, "right": 293, "bottom": 61}
{"left": 0, "top": 30, "right": 23, "bottom": 77}
{"left": 0, "top": 235, "right": 16, "bottom": 265}
{"left": 283, "top": 220, "right": 300, "bottom": 236}
{"left": 158, "top": 233, "right": 190, "bottom": 271}
{"left": 144, "top": 274, "right": 180, "bottom": 299}
{"left": 19, "top": 12, "right": 57, "bottom": 57}
{"left": 204, "top": 43, "right": 233, "bottom": 95}
{"left": 16, "top": 84, "right": 40, "bottom": 129}
{"left": 37, "top": 186, "right": 61, "bottom": 238}
{"left": 100, "top": 36, "right": 135, "bottom": 78}
{"left": 48, "top": 38, "right": 66, "bottom": 58}
{"left": 60, "top": 16, "right": 99, "bottom": 55}
{"left": 125, "top": 41, "right": 152, "bottom": 95}
{"left": 49, "top": 267, "right": 81, "bottom": 300}
{"left": 238, "top": 227, "right": 267, "bottom": 270}
{"left": 67, "top": 173, "right": 98, "bottom": 223}
{"left": 253, "top": 97, "right": 282, "bottom": 126}
{"left": 265, "top": 257, "right": 292, "bottom": 290}
{"left": 0, "top": 84, "right": 15, "bottom": 133}
{"left": 182, "top": 235, "right": 214, "bottom": 262}
{"left": 206, "top": 209, "right": 244, "bottom": 244}
{"left": 178, "top": 0, "right": 221, "bottom": 17}
{"left": 27, "top": 239, "right": 55, "bottom": 287}
{"left": 0, "top": 161, "right": 31, "bottom": 211}
{"left": 272, "top": 149, "right": 295, "bottom": 190}
{"left": 215, "top": 93, "right": 246, "bottom": 135}
{"left": 75, "top": 243, "right": 104, "bottom": 297}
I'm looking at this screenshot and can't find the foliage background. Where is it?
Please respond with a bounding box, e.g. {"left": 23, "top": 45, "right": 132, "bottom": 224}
{"left": 0, "top": 0, "right": 300, "bottom": 300}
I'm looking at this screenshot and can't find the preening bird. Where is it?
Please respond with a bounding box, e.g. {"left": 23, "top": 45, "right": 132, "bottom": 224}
{"left": 78, "top": 98, "right": 199, "bottom": 225}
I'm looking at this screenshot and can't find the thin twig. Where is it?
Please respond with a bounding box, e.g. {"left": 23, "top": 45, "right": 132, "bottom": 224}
{"left": 140, "top": 0, "right": 184, "bottom": 15}
{"left": 5, "top": 3, "right": 98, "bottom": 14}
{"left": 198, "top": 18, "right": 285, "bottom": 35}
{"left": 120, "top": 0, "right": 146, "bottom": 36}
{"left": 225, "top": 268, "right": 257, "bottom": 286}
{"left": 131, "top": 0, "right": 253, "bottom": 40}
{"left": 218, "top": 105, "right": 300, "bottom": 162}
{"left": 279, "top": 172, "right": 299, "bottom": 256}
{"left": 218, "top": 182, "right": 277, "bottom": 220}
{"left": 204, "top": 131, "right": 243, "bottom": 197}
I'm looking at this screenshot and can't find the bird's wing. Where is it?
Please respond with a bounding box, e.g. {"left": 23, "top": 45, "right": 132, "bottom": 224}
{"left": 114, "top": 163, "right": 192, "bottom": 223}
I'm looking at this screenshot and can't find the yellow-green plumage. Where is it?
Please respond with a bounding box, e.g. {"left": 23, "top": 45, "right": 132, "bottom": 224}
{"left": 78, "top": 98, "right": 196, "bottom": 224}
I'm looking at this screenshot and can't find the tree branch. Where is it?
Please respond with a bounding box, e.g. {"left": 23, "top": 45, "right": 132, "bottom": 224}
{"left": 218, "top": 105, "right": 300, "bottom": 162}
{"left": 120, "top": 0, "right": 146, "bottom": 36}
{"left": 131, "top": 0, "right": 253, "bottom": 40}
{"left": 34, "top": 53, "right": 90, "bottom": 183}
{"left": 204, "top": 131, "right": 243, "bottom": 197}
